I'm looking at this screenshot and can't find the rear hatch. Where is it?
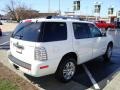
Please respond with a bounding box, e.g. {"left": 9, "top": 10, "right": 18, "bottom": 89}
{"left": 10, "top": 22, "right": 42, "bottom": 64}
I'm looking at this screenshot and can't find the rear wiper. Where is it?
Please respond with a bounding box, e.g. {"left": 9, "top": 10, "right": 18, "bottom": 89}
{"left": 13, "top": 35, "right": 23, "bottom": 39}
{"left": 19, "top": 35, "right": 23, "bottom": 39}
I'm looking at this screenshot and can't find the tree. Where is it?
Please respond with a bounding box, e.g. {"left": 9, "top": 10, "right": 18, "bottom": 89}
{"left": 4, "top": 0, "right": 40, "bottom": 22}
{"left": 4, "top": 0, "right": 16, "bottom": 20}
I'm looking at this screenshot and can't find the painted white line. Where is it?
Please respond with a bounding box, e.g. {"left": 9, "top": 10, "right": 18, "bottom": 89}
{"left": 82, "top": 64, "right": 100, "bottom": 90}
{"left": 115, "top": 29, "right": 117, "bottom": 35}
{"left": 4, "top": 34, "right": 9, "bottom": 36}
{"left": 0, "top": 41, "right": 10, "bottom": 46}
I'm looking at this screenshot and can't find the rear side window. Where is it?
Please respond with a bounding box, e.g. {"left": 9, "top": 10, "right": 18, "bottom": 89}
{"left": 73, "top": 23, "right": 91, "bottom": 39}
{"left": 11, "top": 22, "right": 41, "bottom": 42}
{"left": 41, "top": 22, "right": 67, "bottom": 42}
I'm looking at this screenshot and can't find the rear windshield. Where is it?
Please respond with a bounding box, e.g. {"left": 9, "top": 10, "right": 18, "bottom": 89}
{"left": 11, "top": 22, "right": 67, "bottom": 42}
{"left": 11, "top": 22, "right": 41, "bottom": 42}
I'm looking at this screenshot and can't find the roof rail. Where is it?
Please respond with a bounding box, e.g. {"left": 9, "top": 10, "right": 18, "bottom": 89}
{"left": 46, "top": 16, "right": 80, "bottom": 20}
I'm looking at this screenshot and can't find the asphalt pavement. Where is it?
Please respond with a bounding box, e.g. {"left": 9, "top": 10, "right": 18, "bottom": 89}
{"left": 0, "top": 32, "right": 11, "bottom": 49}
{"left": 0, "top": 29, "right": 120, "bottom": 90}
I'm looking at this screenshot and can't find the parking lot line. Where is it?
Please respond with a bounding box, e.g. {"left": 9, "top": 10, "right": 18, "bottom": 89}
{"left": 82, "top": 64, "right": 100, "bottom": 90}
{"left": 0, "top": 41, "right": 10, "bottom": 46}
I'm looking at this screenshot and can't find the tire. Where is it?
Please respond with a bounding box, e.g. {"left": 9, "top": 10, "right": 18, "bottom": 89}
{"left": 55, "top": 56, "right": 77, "bottom": 83}
{"left": 103, "top": 43, "right": 113, "bottom": 62}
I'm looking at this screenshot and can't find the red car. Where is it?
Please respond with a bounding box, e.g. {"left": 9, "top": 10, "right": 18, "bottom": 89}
{"left": 95, "top": 20, "right": 116, "bottom": 30}
{"left": 0, "top": 27, "right": 2, "bottom": 36}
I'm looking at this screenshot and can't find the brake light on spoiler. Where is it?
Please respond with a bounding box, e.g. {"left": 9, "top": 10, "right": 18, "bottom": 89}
{"left": 24, "top": 19, "right": 32, "bottom": 22}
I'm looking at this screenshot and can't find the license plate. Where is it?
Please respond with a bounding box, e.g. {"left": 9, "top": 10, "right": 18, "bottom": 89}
{"left": 16, "top": 48, "right": 22, "bottom": 54}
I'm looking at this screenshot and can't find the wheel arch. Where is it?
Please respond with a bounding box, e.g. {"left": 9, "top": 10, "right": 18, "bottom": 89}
{"left": 61, "top": 52, "right": 78, "bottom": 62}
{"left": 108, "top": 41, "right": 113, "bottom": 47}
{"left": 55, "top": 52, "right": 78, "bottom": 72}
{"left": 105, "top": 41, "right": 113, "bottom": 52}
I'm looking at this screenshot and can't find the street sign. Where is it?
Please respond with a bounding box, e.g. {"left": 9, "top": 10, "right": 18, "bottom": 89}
{"left": 118, "top": 11, "right": 120, "bottom": 17}
{"left": 73, "top": 1, "right": 80, "bottom": 11}
{"left": 108, "top": 8, "right": 114, "bottom": 15}
{"left": 94, "top": 4, "right": 101, "bottom": 13}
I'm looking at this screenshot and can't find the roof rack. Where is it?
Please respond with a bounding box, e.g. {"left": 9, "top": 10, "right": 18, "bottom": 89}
{"left": 46, "top": 16, "right": 81, "bottom": 20}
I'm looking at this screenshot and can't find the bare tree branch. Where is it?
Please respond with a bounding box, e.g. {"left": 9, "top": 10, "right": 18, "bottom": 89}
{"left": 4, "top": 0, "right": 40, "bottom": 22}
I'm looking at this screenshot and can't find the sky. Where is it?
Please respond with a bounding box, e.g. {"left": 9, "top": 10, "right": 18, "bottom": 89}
{"left": 0, "top": 0, "right": 120, "bottom": 17}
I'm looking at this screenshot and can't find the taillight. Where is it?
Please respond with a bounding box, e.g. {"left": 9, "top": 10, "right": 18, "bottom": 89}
{"left": 34, "top": 47, "right": 47, "bottom": 61}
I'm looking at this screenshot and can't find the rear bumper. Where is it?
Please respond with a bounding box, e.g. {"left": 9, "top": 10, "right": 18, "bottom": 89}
{"left": 8, "top": 53, "right": 58, "bottom": 77}
{"left": 8, "top": 55, "right": 31, "bottom": 70}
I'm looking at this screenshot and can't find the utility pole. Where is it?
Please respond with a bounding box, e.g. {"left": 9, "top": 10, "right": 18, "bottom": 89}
{"left": 48, "top": 0, "right": 50, "bottom": 12}
{"left": 59, "top": 0, "right": 61, "bottom": 15}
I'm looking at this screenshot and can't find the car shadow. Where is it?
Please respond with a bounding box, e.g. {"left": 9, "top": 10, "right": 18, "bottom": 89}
{"left": 24, "top": 68, "right": 88, "bottom": 90}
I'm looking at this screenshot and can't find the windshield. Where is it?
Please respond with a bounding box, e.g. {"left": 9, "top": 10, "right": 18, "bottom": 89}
{"left": 11, "top": 22, "right": 41, "bottom": 42}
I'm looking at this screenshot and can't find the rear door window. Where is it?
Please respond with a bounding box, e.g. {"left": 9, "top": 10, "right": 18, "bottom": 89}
{"left": 73, "top": 23, "right": 91, "bottom": 39}
{"left": 11, "top": 22, "right": 41, "bottom": 42}
{"left": 41, "top": 22, "right": 67, "bottom": 42}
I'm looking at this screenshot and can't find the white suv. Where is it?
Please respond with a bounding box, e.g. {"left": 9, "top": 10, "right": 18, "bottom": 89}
{"left": 8, "top": 16, "right": 113, "bottom": 82}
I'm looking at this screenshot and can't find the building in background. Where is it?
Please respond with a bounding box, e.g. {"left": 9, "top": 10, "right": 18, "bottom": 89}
{"left": 38, "top": 12, "right": 59, "bottom": 18}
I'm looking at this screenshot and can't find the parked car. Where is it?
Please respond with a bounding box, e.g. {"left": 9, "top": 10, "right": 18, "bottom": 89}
{"left": 0, "top": 27, "right": 2, "bottom": 36}
{"left": 95, "top": 20, "right": 116, "bottom": 30}
{"left": 115, "top": 21, "right": 120, "bottom": 28}
{"left": 8, "top": 16, "right": 114, "bottom": 82}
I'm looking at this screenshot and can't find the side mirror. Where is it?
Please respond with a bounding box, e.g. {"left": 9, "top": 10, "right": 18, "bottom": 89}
{"left": 102, "top": 32, "right": 106, "bottom": 37}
